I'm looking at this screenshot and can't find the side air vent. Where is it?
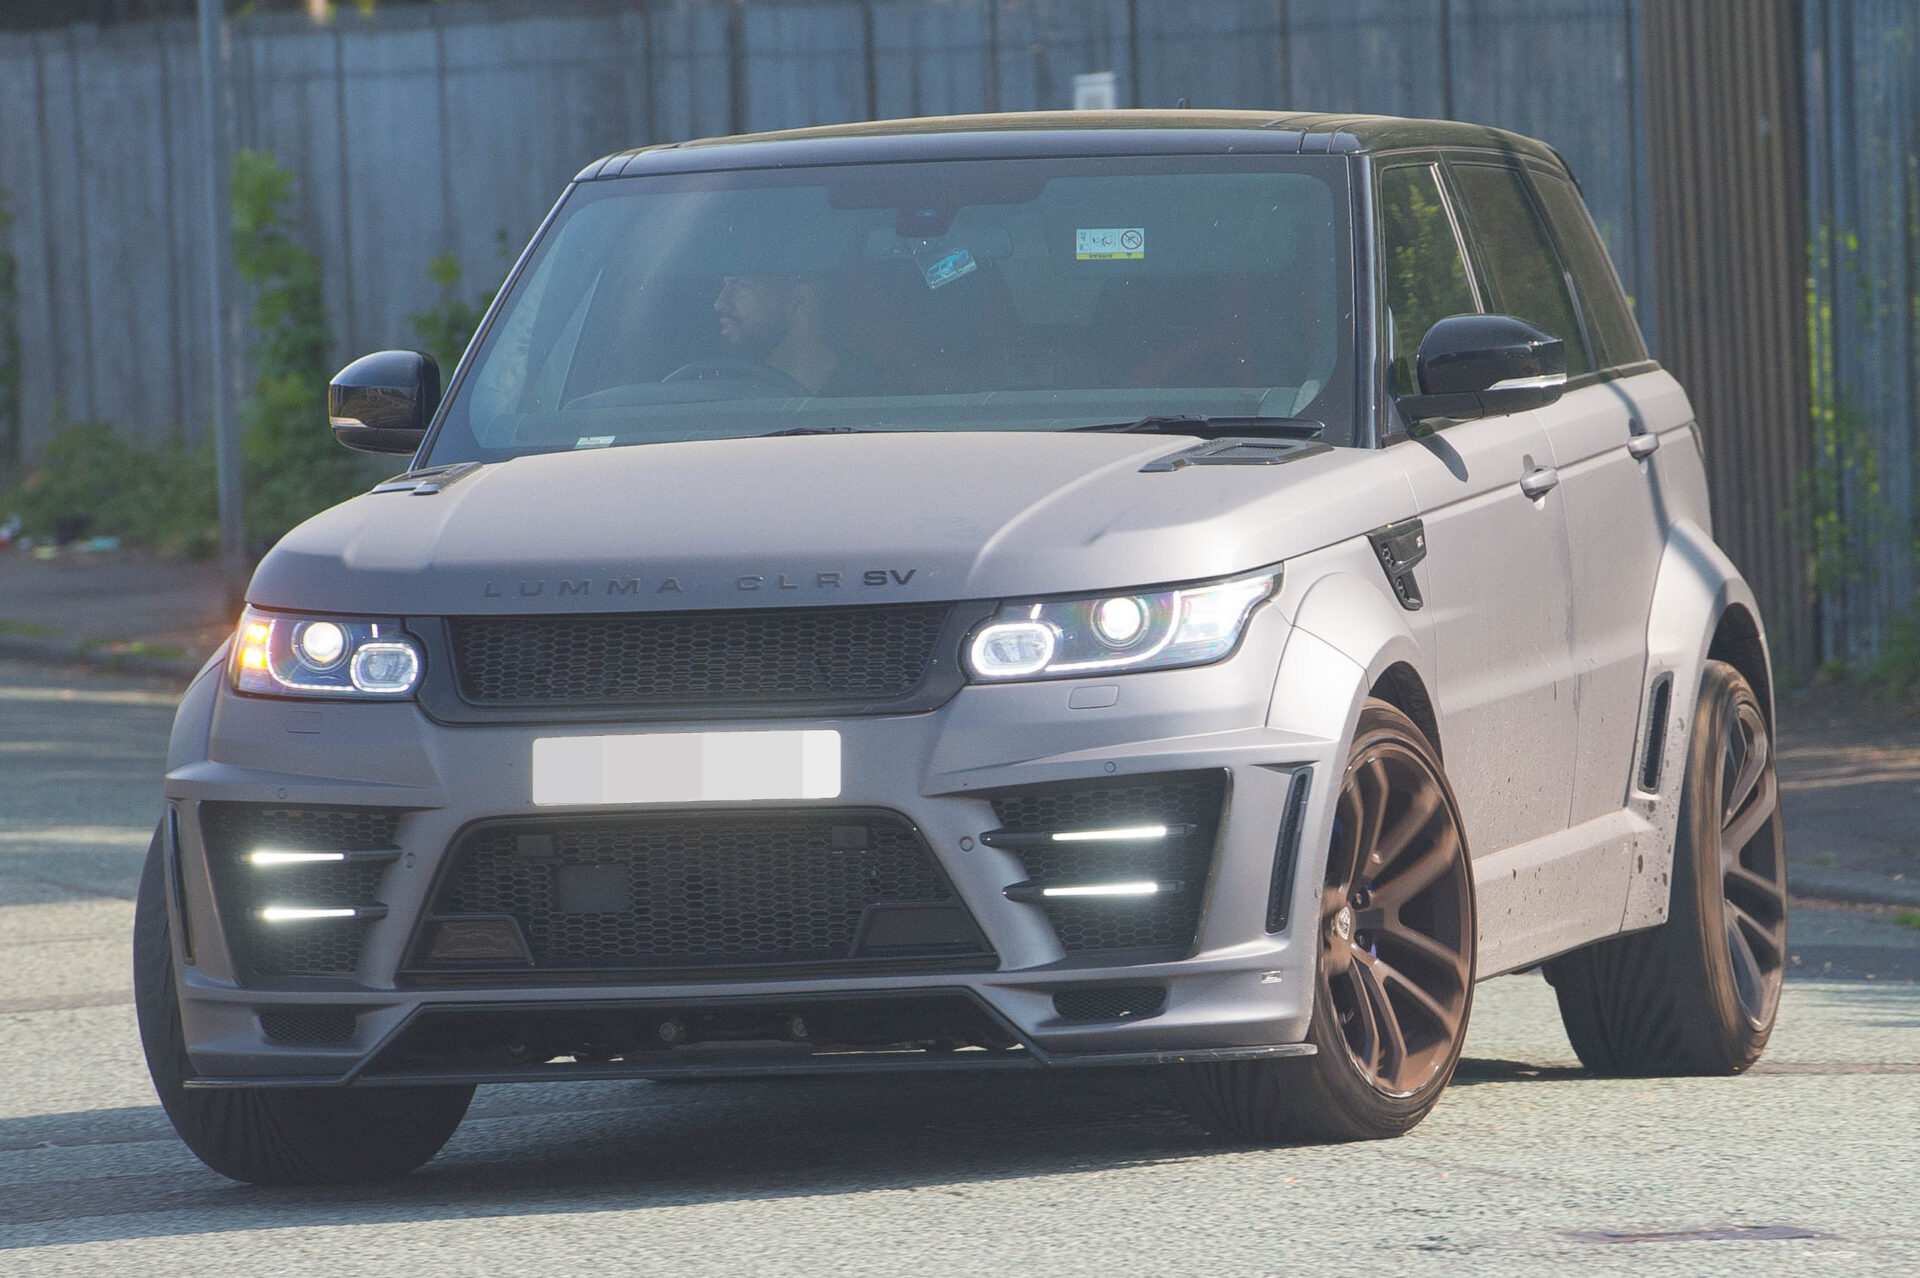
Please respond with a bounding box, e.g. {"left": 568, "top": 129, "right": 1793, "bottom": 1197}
{"left": 1266, "top": 768, "right": 1314, "bottom": 933}
{"left": 1640, "top": 674, "right": 1674, "bottom": 793}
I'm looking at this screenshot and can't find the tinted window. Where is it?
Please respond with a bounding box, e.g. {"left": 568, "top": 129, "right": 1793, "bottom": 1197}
{"left": 1448, "top": 163, "right": 1592, "bottom": 375}
{"left": 1531, "top": 171, "right": 1647, "bottom": 368}
{"left": 426, "top": 155, "right": 1355, "bottom": 463}
{"left": 1378, "top": 164, "right": 1478, "bottom": 395}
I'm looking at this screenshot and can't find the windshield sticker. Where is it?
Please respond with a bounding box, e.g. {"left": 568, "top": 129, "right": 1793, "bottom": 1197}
{"left": 1076, "top": 227, "right": 1146, "bottom": 260}
{"left": 920, "top": 247, "right": 978, "bottom": 290}
{"left": 573, "top": 436, "right": 615, "bottom": 450}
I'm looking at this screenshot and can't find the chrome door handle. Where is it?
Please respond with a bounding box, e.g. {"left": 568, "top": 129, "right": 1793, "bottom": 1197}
{"left": 1627, "top": 433, "right": 1661, "bottom": 459}
{"left": 1519, "top": 465, "right": 1560, "bottom": 499}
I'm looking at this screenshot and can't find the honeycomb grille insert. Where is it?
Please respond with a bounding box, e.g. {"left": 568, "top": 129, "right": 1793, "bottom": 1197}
{"left": 991, "top": 771, "right": 1227, "bottom": 954}
{"left": 199, "top": 804, "right": 402, "bottom": 982}
{"left": 448, "top": 604, "right": 953, "bottom": 708}
{"left": 259, "top": 1006, "right": 359, "bottom": 1045}
{"left": 1053, "top": 986, "right": 1168, "bottom": 1022}
{"left": 419, "top": 811, "right": 987, "bottom": 972}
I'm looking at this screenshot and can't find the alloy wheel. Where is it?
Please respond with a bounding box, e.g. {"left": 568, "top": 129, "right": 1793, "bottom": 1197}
{"left": 1717, "top": 695, "right": 1787, "bottom": 1027}
{"left": 1321, "top": 741, "right": 1473, "bottom": 1098}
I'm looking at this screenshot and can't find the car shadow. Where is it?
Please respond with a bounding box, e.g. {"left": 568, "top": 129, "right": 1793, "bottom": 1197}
{"left": 0, "top": 1069, "right": 1235, "bottom": 1249}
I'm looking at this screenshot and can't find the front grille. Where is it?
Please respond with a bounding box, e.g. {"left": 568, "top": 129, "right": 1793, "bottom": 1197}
{"left": 415, "top": 810, "right": 991, "bottom": 973}
{"left": 1053, "top": 986, "right": 1167, "bottom": 1022}
{"left": 991, "top": 771, "right": 1227, "bottom": 954}
{"left": 199, "top": 804, "right": 402, "bottom": 982}
{"left": 447, "top": 604, "right": 953, "bottom": 709}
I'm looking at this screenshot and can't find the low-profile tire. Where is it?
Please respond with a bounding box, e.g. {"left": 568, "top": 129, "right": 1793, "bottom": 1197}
{"left": 134, "top": 825, "right": 474, "bottom": 1185}
{"left": 1181, "top": 700, "right": 1476, "bottom": 1142}
{"left": 1544, "top": 660, "right": 1786, "bottom": 1076}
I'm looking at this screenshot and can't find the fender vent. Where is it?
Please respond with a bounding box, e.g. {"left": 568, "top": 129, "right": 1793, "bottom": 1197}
{"left": 1640, "top": 674, "right": 1674, "bottom": 793}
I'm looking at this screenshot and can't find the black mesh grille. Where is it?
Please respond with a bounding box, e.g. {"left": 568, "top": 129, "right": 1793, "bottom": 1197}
{"left": 448, "top": 604, "right": 952, "bottom": 708}
{"left": 419, "top": 811, "right": 987, "bottom": 972}
{"left": 1053, "top": 986, "right": 1168, "bottom": 1022}
{"left": 991, "top": 771, "right": 1226, "bottom": 954}
{"left": 199, "top": 804, "right": 402, "bottom": 982}
{"left": 259, "top": 1006, "right": 359, "bottom": 1045}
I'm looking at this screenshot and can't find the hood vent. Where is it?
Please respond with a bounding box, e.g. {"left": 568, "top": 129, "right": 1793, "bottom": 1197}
{"left": 1140, "top": 437, "right": 1330, "bottom": 471}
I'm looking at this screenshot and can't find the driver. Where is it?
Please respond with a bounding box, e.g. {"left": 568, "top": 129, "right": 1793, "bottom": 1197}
{"left": 712, "top": 274, "right": 842, "bottom": 394}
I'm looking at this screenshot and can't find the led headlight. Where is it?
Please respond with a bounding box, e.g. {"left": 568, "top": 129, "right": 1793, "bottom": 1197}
{"left": 965, "top": 568, "right": 1277, "bottom": 682}
{"left": 230, "top": 607, "right": 424, "bottom": 699}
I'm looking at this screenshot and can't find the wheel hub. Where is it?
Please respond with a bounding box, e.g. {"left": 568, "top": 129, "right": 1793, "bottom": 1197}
{"left": 1331, "top": 905, "right": 1356, "bottom": 942}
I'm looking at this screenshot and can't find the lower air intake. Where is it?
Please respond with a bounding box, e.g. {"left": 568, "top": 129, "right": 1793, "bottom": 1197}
{"left": 414, "top": 809, "right": 992, "bottom": 974}
{"left": 989, "top": 771, "right": 1227, "bottom": 956}
{"left": 258, "top": 1006, "right": 359, "bottom": 1046}
{"left": 199, "top": 803, "right": 402, "bottom": 982}
{"left": 1053, "top": 986, "right": 1168, "bottom": 1022}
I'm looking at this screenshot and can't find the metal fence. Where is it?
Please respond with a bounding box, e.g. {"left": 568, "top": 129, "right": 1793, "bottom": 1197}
{"left": 6, "top": 0, "right": 1910, "bottom": 674}
{"left": 0, "top": 0, "right": 1648, "bottom": 449}
{"left": 1807, "top": 0, "right": 1920, "bottom": 669}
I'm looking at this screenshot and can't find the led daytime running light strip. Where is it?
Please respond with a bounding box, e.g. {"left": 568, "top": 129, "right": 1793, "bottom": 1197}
{"left": 248, "top": 850, "right": 348, "bottom": 866}
{"left": 1040, "top": 881, "right": 1162, "bottom": 897}
{"left": 259, "top": 906, "right": 362, "bottom": 922}
{"left": 1048, "top": 825, "right": 1168, "bottom": 843}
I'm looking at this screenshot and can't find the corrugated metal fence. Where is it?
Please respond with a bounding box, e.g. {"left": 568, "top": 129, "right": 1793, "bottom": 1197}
{"left": 7, "top": 0, "right": 1913, "bottom": 675}
{"left": 1806, "top": 0, "right": 1920, "bottom": 669}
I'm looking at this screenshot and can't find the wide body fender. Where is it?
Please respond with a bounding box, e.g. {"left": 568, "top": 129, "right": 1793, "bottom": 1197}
{"left": 1264, "top": 543, "right": 1436, "bottom": 955}
{"left": 1619, "top": 517, "right": 1770, "bottom": 931}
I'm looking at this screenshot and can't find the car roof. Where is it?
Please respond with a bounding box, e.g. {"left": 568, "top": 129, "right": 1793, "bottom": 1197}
{"left": 576, "top": 109, "right": 1563, "bottom": 181}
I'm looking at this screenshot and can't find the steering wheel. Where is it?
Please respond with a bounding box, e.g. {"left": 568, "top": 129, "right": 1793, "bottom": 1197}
{"left": 663, "top": 359, "right": 810, "bottom": 396}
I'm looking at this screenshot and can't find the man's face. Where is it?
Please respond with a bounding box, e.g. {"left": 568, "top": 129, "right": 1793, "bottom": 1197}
{"left": 714, "top": 275, "right": 792, "bottom": 357}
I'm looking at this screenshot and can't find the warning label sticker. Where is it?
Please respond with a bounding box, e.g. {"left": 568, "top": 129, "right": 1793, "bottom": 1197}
{"left": 1076, "top": 227, "right": 1146, "bottom": 260}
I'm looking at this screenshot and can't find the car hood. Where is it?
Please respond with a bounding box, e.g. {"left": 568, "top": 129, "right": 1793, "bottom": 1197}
{"left": 249, "top": 432, "right": 1413, "bottom": 614}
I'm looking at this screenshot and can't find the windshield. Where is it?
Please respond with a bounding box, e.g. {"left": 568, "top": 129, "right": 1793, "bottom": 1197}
{"left": 424, "top": 153, "right": 1356, "bottom": 464}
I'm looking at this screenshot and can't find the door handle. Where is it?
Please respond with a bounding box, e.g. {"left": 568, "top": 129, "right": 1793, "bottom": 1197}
{"left": 1519, "top": 465, "right": 1560, "bottom": 499}
{"left": 1627, "top": 433, "right": 1661, "bottom": 459}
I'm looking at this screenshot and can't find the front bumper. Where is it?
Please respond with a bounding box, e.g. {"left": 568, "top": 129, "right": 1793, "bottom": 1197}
{"left": 162, "top": 608, "right": 1352, "bottom": 1084}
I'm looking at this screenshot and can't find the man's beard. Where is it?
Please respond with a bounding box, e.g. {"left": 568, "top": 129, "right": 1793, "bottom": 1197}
{"left": 723, "top": 312, "right": 784, "bottom": 360}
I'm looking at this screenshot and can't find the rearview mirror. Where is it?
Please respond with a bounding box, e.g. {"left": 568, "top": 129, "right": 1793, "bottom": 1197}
{"left": 328, "top": 350, "right": 441, "bottom": 454}
{"left": 1396, "top": 314, "right": 1566, "bottom": 426}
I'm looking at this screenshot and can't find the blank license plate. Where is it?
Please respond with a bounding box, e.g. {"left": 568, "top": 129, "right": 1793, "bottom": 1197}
{"left": 531, "top": 729, "right": 841, "bottom": 807}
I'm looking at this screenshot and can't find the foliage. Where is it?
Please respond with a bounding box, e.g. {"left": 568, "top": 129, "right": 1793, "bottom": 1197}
{"left": 0, "top": 186, "right": 19, "bottom": 489}
{"left": 408, "top": 233, "right": 505, "bottom": 373}
{"left": 1864, "top": 612, "right": 1920, "bottom": 701}
{"left": 2, "top": 416, "right": 217, "bottom": 557}
{"left": 230, "top": 148, "right": 373, "bottom": 546}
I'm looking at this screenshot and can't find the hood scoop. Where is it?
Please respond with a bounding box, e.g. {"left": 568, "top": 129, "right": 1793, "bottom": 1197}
{"left": 370, "top": 461, "right": 485, "bottom": 496}
{"left": 1140, "top": 437, "right": 1331, "bottom": 472}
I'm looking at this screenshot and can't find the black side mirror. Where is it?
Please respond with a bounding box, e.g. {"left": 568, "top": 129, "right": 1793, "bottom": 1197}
{"left": 328, "top": 350, "right": 441, "bottom": 454}
{"left": 1396, "top": 314, "right": 1566, "bottom": 426}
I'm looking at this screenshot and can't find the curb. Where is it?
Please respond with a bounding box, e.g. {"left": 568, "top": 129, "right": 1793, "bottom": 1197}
{"left": 1788, "top": 865, "right": 1920, "bottom": 910}
{"left": 0, "top": 633, "right": 209, "bottom": 684}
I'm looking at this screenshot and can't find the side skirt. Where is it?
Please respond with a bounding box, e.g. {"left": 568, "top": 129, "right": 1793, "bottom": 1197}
{"left": 1472, "top": 807, "right": 1649, "bottom": 978}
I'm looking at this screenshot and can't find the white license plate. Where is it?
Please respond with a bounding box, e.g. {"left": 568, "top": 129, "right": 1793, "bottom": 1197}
{"left": 532, "top": 730, "right": 841, "bottom": 807}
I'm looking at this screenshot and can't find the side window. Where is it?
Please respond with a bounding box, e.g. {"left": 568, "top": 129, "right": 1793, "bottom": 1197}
{"left": 1447, "top": 162, "right": 1593, "bottom": 376}
{"left": 1378, "top": 164, "right": 1478, "bottom": 395}
{"left": 1531, "top": 171, "right": 1648, "bottom": 368}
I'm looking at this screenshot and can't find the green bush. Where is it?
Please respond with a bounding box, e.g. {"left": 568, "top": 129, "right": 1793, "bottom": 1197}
{"left": 231, "top": 148, "right": 379, "bottom": 546}
{"left": 4, "top": 417, "right": 217, "bottom": 557}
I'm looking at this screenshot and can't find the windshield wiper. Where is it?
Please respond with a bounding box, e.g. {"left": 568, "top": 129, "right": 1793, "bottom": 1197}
{"left": 1070, "top": 414, "right": 1324, "bottom": 439}
{"left": 749, "top": 425, "right": 881, "bottom": 438}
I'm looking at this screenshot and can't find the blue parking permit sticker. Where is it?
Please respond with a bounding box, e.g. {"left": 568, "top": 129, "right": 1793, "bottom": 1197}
{"left": 922, "top": 248, "right": 978, "bottom": 290}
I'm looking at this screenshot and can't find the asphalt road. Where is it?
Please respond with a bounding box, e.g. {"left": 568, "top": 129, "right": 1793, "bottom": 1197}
{"left": 3, "top": 658, "right": 1918, "bottom": 1276}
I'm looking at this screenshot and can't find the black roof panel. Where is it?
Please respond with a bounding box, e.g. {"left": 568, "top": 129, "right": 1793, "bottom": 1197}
{"left": 579, "top": 109, "right": 1561, "bottom": 180}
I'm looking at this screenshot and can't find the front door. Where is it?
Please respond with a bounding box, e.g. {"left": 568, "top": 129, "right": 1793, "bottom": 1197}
{"left": 1377, "top": 160, "right": 1579, "bottom": 859}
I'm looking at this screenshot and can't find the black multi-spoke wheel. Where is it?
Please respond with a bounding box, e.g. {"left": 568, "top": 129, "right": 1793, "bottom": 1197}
{"left": 1546, "top": 660, "right": 1787, "bottom": 1075}
{"left": 1180, "top": 701, "right": 1475, "bottom": 1142}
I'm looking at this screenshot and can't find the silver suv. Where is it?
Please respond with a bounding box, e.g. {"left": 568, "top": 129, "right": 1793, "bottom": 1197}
{"left": 138, "top": 111, "right": 1786, "bottom": 1184}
